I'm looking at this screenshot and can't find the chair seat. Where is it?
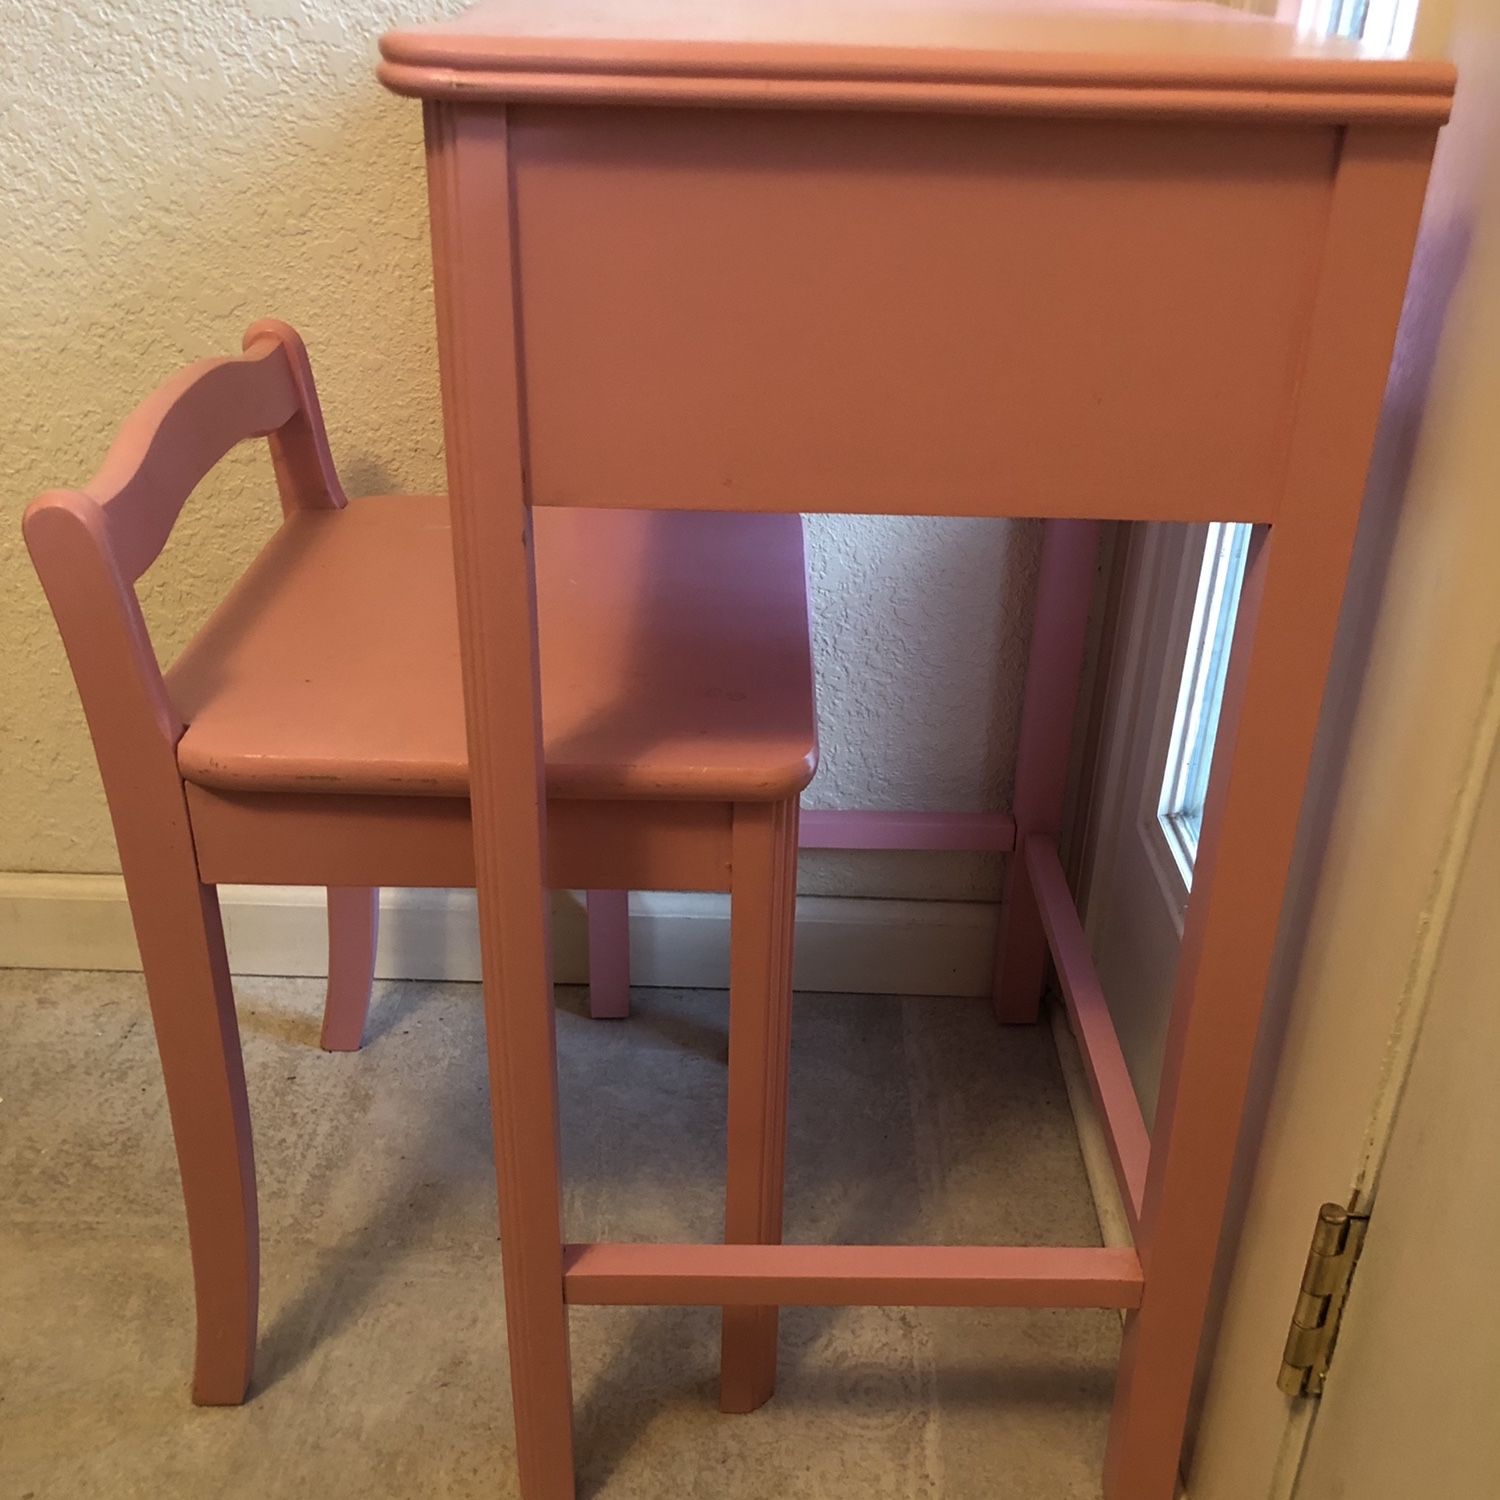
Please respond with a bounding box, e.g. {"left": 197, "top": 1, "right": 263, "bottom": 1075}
{"left": 168, "top": 496, "right": 818, "bottom": 802}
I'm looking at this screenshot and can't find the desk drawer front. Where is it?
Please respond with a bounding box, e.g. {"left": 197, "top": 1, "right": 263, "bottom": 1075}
{"left": 512, "top": 109, "right": 1336, "bottom": 522}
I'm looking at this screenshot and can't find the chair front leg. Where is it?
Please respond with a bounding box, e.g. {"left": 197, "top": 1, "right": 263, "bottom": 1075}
{"left": 128, "top": 870, "right": 259, "bottom": 1404}
{"left": 720, "top": 797, "right": 799, "bottom": 1414}
{"left": 321, "top": 886, "right": 380, "bottom": 1051}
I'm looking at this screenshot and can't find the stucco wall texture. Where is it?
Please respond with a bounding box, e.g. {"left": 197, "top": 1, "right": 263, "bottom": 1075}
{"left": 0, "top": 0, "right": 1039, "bottom": 902}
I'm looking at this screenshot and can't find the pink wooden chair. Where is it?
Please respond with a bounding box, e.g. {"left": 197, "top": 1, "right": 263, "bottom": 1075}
{"left": 23, "top": 319, "right": 817, "bottom": 1412}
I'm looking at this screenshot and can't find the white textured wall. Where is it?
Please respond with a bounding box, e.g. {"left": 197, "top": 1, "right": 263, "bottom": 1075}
{"left": 0, "top": 0, "right": 1039, "bottom": 900}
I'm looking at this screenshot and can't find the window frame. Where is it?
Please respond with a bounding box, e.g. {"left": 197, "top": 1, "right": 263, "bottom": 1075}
{"left": 1155, "top": 521, "right": 1254, "bottom": 885}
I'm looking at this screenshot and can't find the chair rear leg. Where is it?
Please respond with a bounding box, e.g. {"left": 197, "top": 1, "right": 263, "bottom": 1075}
{"left": 321, "top": 886, "right": 379, "bottom": 1051}
{"left": 720, "top": 798, "right": 799, "bottom": 1414}
{"left": 130, "top": 872, "right": 259, "bottom": 1405}
{"left": 585, "top": 889, "right": 631, "bottom": 1019}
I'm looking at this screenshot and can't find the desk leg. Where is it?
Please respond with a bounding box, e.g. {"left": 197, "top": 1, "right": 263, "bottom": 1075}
{"left": 425, "top": 103, "right": 575, "bottom": 1500}
{"left": 1104, "top": 128, "right": 1435, "bottom": 1499}
{"left": 993, "top": 519, "right": 1099, "bottom": 1023}
{"left": 721, "top": 798, "right": 799, "bottom": 1413}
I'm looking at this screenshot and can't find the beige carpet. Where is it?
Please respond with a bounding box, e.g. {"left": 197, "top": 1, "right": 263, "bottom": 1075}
{"left": 0, "top": 969, "right": 1118, "bottom": 1498}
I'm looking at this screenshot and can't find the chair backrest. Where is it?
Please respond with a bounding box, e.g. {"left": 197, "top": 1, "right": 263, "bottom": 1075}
{"left": 23, "top": 320, "right": 348, "bottom": 826}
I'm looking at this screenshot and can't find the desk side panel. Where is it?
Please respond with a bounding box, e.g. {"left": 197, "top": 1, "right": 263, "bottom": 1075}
{"left": 511, "top": 109, "right": 1338, "bottom": 521}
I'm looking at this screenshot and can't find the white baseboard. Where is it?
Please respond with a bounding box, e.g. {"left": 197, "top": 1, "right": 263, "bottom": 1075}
{"left": 0, "top": 873, "right": 999, "bottom": 997}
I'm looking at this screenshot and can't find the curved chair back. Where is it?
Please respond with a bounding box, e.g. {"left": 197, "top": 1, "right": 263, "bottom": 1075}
{"left": 22, "top": 320, "right": 346, "bottom": 853}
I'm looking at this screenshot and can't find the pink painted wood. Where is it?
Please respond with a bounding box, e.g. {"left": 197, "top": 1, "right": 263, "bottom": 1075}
{"left": 23, "top": 321, "right": 818, "bottom": 1430}
{"left": 385, "top": 5, "right": 1451, "bottom": 1497}
{"left": 321, "top": 886, "right": 380, "bottom": 1051}
{"left": 380, "top": 0, "right": 1453, "bottom": 125}
{"left": 720, "top": 797, "right": 799, "bottom": 1413}
{"left": 584, "top": 890, "right": 630, "bottom": 1019}
{"left": 168, "top": 499, "right": 815, "bottom": 803}
{"left": 994, "top": 520, "right": 1101, "bottom": 1024}
{"left": 1026, "top": 836, "right": 1149, "bottom": 1230}
{"left": 19, "top": 321, "right": 323, "bottom": 1405}
{"left": 182, "top": 788, "right": 733, "bottom": 892}
{"left": 563, "top": 1242, "right": 1145, "bottom": 1309}
{"left": 798, "top": 808, "right": 1015, "bottom": 852}
{"left": 1103, "top": 128, "right": 1437, "bottom": 1499}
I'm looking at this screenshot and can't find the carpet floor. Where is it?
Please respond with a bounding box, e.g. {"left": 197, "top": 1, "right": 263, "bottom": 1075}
{"left": 0, "top": 969, "right": 1118, "bottom": 1498}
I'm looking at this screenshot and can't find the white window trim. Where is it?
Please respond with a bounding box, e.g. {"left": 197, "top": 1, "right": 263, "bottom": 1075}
{"left": 1082, "top": 521, "right": 1257, "bottom": 943}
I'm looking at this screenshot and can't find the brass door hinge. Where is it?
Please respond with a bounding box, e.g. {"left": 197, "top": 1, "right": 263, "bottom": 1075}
{"left": 1277, "top": 1201, "right": 1370, "bottom": 1398}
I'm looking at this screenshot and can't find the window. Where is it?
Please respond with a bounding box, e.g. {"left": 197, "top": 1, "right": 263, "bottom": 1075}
{"left": 1297, "top": 0, "right": 1419, "bottom": 51}
{"left": 1150, "top": 0, "right": 1422, "bottom": 887}
{"left": 1308, "top": 0, "right": 1375, "bottom": 42}
{"left": 1157, "top": 522, "right": 1252, "bottom": 884}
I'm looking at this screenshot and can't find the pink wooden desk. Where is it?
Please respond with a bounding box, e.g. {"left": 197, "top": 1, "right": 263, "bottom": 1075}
{"left": 378, "top": 4, "right": 1452, "bottom": 1496}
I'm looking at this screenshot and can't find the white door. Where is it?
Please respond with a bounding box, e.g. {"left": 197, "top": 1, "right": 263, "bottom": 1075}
{"left": 1290, "top": 736, "right": 1500, "bottom": 1499}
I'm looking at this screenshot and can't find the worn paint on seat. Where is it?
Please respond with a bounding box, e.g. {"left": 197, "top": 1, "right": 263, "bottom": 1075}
{"left": 169, "top": 497, "right": 817, "bottom": 802}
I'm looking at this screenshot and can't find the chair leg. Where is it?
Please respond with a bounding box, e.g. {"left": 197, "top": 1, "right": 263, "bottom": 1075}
{"left": 720, "top": 797, "right": 799, "bottom": 1415}
{"left": 585, "top": 889, "right": 631, "bottom": 1019}
{"left": 130, "top": 873, "right": 258, "bottom": 1405}
{"left": 321, "top": 886, "right": 379, "bottom": 1051}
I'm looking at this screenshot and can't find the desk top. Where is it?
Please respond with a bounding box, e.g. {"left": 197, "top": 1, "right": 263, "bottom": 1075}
{"left": 379, "top": 0, "right": 1452, "bottom": 122}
